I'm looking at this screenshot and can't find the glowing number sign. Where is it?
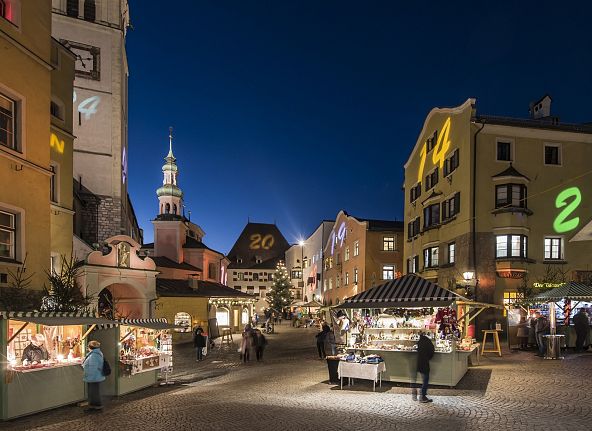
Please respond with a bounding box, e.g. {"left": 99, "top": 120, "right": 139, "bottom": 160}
{"left": 122, "top": 147, "right": 128, "bottom": 184}
{"left": 78, "top": 95, "right": 101, "bottom": 120}
{"left": 553, "top": 187, "right": 582, "bottom": 233}
{"left": 432, "top": 116, "right": 451, "bottom": 169}
{"left": 329, "top": 222, "right": 347, "bottom": 255}
{"left": 249, "top": 234, "right": 275, "bottom": 250}
{"left": 50, "top": 133, "right": 65, "bottom": 154}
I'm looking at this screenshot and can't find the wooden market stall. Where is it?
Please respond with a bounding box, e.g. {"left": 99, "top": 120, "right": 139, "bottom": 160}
{"left": 0, "top": 311, "right": 115, "bottom": 420}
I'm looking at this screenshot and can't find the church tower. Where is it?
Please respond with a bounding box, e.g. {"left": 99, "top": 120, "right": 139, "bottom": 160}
{"left": 156, "top": 127, "right": 183, "bottom": 217}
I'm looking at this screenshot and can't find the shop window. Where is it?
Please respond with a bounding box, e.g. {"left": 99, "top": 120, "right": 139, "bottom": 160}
{"left": 66, "top": 0, "right": 78, "bottom": 17}
{"left": 503, "top": 291, "right": 523, "bottom": 308}
{"left": 448, "top": 243, "right": 455, "bottom": 264}
{"left": 443, "top": 149, "right": 459, "bottom": 176}
{"left": 425, "top": 167, "right": 439, "bottom": 191}
{"left": 441, "top": 193, "right": 460, "bottom": 222}
{"left": 241, "top": 308, "right": 249, "bottom": 325}
{"left": 495, "top": 184, "right": 527, "bottom": 209}
{"left": 83, "top": 0, "right": 95, "bottom": 21}
{"left": 423, "top": 246, "right": 439, "bottom": 269}
{"left": 354, "top": 240, "right": 359, "bottom": 256}
{"left": 174, "top": 312, "right": 192, "bottom": 332}
{"left": 383, "top": 236, "right": 395, "bottom": 251}
{"left": 0, "top": 92, "right": 17, "bottom": 151}
{"left": 544, "top": 144, "right": 561, "bottom": 166}
{"left": 544, "top": 237, "right": 563, "bottom": 260}
{"left": 0, "top": 210, "right": 16, "bottom": 260}
{"left": 216, "top": 308, "right": 230, "bottom": 326}
{"left": 496, "top": 234, "right": 528, "bottom": 259}
{"left": 409, "top": 182, "right": 421, "bottom": 203}
{"left": 382, "top": 265, "right": 395, "bottom": 280}
{"left": 119, "top": 325, "right": 172, "bottom": 375}
{"left": 423, "top": 203, "right": 440, "bottom": 229}
{"left": 497, "top": 140, "right": 512, "bottom": 161}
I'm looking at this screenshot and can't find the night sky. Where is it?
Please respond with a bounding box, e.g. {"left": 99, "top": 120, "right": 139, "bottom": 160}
{"left": 126, "top": 0, "right": 592, "bottom": 253}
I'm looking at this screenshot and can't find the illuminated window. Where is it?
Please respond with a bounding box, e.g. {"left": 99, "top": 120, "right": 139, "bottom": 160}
{"left": 329, "top": 257, "right": 333, "bottom": 268}
{"left": 0, "top": 210, "right": 15, "bottom": 259}
{"left": 495, "top": 184, "right": 526, "bottom": 209}
{"left": 544, "top": 237, "right": 563, "bottom": 260}
{"left": 383, "top": 236, "right": 395, "bottom": 251}
{"left": 382, "top": 265, "right": 395, "bottom": 280}
{"left": 503, "top": 291, "right": 523, "bottom": 307}
{"left": 442, "top": 193, "right": 460, "bottom": 221}
{"left": 448, "top": 243, "right": 455, "bottom": 264}
{"left": 423, "top": 203, "right": 440, "bottom": 229}
{"left": 353, "top": 241, "right": 359, "bottom": 256}
{"left": 345, "top": 272, "right": 349, "bottom": 285}
{"left": 336, "top": 274, "right": 340, "bottom": 288}
{"left": 497, "top": 141, "right": 512, "bottom": 161}
{"left": 328, "top": 278, "right": 333, "bottom": 290}
{"left": 241, "top": 308, "right": 249, "bottom": 325}
{"left": 83, "top": 0, "right": 95, "bottom": 22}
{"left": 423, "top": 246, "right": 439, "bottom": 269}
{"left": 0, "top": 93, "right": 16, "bottom": 150}
{"left": 496, "top": 234, "right": 527, "bottom": 258}
{"left": 291, "top": 270, "right": 302, "bottom": 279}
{"left": 50, "top": 163, "right": 59, "bottom": 203}
{"left": 174, "top": 312, "right": 191, "bottom": 332}
{"left": 344, "top": 247, "right": 350, "bottom": 261}
{"left": 407, "top": 255, "right": 419, "bottom": 274}
{"left": 544, "top": 145, "right": 561, "bottom": 166}
{"left": 216, "top": 308, "right": 229, "bottom": 326}
{"left": 237, "top": 273, "right": 244, "bottom": 281}
{"left": 66, "top": 0, "right": 78, "bottom": 17}
{"left": 353, "top": 268, "right": 358, "bottom": 284}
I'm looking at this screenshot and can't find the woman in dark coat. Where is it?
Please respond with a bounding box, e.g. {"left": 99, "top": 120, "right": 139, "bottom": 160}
{"left": 315, "top": 323, "right": 330, "bottom": 359}
{"left": 415, "top": 333, "right": 435, "bottom": 403}
{"left": 194, "top": 327, "right": 206, "bottom": 361}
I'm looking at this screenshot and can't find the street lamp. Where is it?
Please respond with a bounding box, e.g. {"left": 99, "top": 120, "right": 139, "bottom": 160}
{"left": 298, "top": 240, "right": 305, "bottom": 301}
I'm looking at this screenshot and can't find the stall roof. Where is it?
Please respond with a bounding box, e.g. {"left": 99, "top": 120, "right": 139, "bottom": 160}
{"left": 119, "top": 318, "right": 181, "bottom": 330}
{"left": 528, "top": 282, "right": 592, "bottom": 302}
{"left": 302, "top": 300, "right": 323, "bottom": 308}
{"left": 0, "top": 311, "right": 116, "bottom": 326}
{"left": 339, "top": 274, "right": 466, "bottom": 309}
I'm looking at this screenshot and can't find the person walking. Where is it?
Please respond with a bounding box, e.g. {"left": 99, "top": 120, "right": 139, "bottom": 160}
{"left": 316, "top": 323, "right": 330, "bottom": 359}
{"left": 194, "top": 327, "right": 206, "bottom": 361}
{"left": 241, "top": 324, "right": 254, "bottom": 363}
{"left": 413, "top": 332, "right": 435, "bottom": 403}
{"left": 253, "top": 328, "right": 268, "bottom": 361}
{"left": 534, "top": 312, "right": 550, "bottom": 357}
{"left": 82, "top": 340, "right": 105, "bottom": 412}
{"left": 573, "top": 309, "right": 590, "bottom": 352}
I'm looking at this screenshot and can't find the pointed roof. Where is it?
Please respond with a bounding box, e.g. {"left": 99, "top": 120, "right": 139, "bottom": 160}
{"left": 492, "top": 163, "right": 530, "bottom": 180}
{"left": 531, "top": 281, "right": 592, "bottom": 301}
{"left": 227, "top": 222, "right": 290, "bottom": 269}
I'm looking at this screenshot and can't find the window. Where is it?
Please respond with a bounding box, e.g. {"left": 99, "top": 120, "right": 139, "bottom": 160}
{"left": 345, "top": 272, "right": 349, "bottom": 285}
{"left": 328, "top": 278, "right": 333, "bottom": 290}
{"left": 423, "top": 203, "right": 440, "bottom": 229}
{"left": 208, "top": 263, "right": 217, "bottom": 280}
{"left": 425, "top": 168, "right": 439, "bottom": 191}
{"left": 544, "top": 237, "right": 563, "bottom": 260}
{"left": 496, "top": 234, "right": 528, "bottom": 258}
{"left": 408, "top": 217, "right": 421, "bottom": 238}
{"left": 503, "top": 291, "right": 523, "bottom": 307}
{"left": 353, "top": 240, "right": 359, "bottom": 256}
{"left": 383, "top": 236, "right": 395, "bottom": 251}
{"left": 50, "top": 100, "right": 63, "bottom": 120}
{"left": 409, "top": 183, "right": 422, "bottom": 203}
{"left": 441, "top": 193, "right": 460, "bottom": 222}
{"left": 291, "top": 270, "right": 302, "bottom": 279}
{"left": 382, "top": 265, "right": 395, "bottom": 280}
{"left": 50, "top": 164, "right": 59, "bottom": 203}
{"left": 426, "top": 130, "right": 437, "bottom": 152}
{"left": 237, "top": 273, "right": 244, "bottom": 281}
{"left": 423, "top": 246, "right": 439, "bottom": 269}
{"left": 353, "top": 268, "right": 358, "bottom": 284}
{"left": 66, "top": 0, "right": 78, "bottom": 17}
{"left": 174, "top": 312, "right": 191, "bottom": 332}
{"left": 544, "top": 145, "right": 561, "bottom": 166}
{"left": 0, "top": 210, "right": 15, "bottom": 259}
{"left": 0, "top": 93, "right": 16, "bottom": 150}
{"left": 215, "top": 308, "right": 229, "bottom": 326}
{"left": 259, "top": 288, "right": 266, "bottom": 298}
{"left": 336, "top": 274, "right": 340, "bottom": 288}
{"left": 252, "top": 273, "right": 259, "bottom": 281}
{"left": 497, "top": 140, "right": 512, "bottom": 161}
{"left": 448, "top": 243, "right": 455, "bottom": 264}
{"left": 303, "top": 258, "right": 308, "bottom": 269}
{"left": 344, "top": 247, "right": 350, "bottom": 261}
{"left": 83, "top": 0, "right": 96, "bottom": 21}
{"left": 328, "top": 257, "right": 333, "bottom": 269}
{"left": 444, "top": 149, "right": 459, "bottom": 176}
{"left": 495, "top": 184, "right": 527, "bottom": 209}
{"left": 407, "top": 255, "right": 419, "bottom": 274}
{"left": 0, "top": 1, "right": 5, "bottom": 19}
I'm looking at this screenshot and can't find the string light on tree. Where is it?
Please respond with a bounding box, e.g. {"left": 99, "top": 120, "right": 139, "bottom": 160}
{"left": 266, "top": 260, "right": 293, "bottom": 312}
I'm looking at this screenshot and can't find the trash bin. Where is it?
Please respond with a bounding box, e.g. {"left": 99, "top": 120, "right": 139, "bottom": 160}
{"left": 326, "top": 357, "right": 340, "bottom": 383}
{"left": 543, "top": 334, "right": 565, "bottom": 360}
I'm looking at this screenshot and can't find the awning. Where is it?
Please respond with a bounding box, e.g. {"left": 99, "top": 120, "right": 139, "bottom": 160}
{"left": 339, "top": 274, "right": 465, "bottom": 309}
{"left": 527, "top": 281, "right": 592, "bottom": 302}
{"left": 0, "top": 311, "right": 117, "bottom": 326}
{"left": 119, "top": 318, "right": 180, "bottom": 330}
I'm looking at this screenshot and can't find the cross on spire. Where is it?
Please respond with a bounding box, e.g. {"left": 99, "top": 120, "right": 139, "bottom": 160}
{"left": 168, "top": 126, "right": 174, "bottom": 158}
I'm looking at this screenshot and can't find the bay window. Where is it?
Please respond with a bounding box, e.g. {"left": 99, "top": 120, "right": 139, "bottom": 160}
{"left": 495, "top": 184, "right": 527, "bottom": 209}
{"left": 496, "top": 234, "right": 528, "bottom": 259}
{"left": 423, "top": 203, "right": 440, "bottom": 229}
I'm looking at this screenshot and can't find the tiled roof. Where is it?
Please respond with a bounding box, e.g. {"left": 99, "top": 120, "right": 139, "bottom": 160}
{"left": 492, "top": 164, "right": 530, "bottom": 180}
{"left": 151, "top": 256, "right": 202, "bottom": 272}
{"left": 184, "top": 236, "right": 224, "bottom": 256}
{"left": 227, "top": 222, "right": 290, "bottom": 269}
{"left": 156, "top": 278, "right": 256, "bottom": 299}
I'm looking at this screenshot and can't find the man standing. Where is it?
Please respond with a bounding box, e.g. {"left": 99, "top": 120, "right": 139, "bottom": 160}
{"left": 573, "top": 309, "right": 590, "bottom": 352}
{"left": 534, "top": 312, "right": 550, "bottom": 357}
{"left": 82, "top": 340, "right": 105, "bottom": 412}
{"left": 194, "top": 327, "right": 206, "bottom": 361}
{"left": 414, "top": 332, "right": 435, "bottom": 403}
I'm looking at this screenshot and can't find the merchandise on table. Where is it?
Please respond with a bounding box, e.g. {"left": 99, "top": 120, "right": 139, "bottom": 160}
{"left": 7, "top": 321, "right": 84, "bottom": 372}
{"left": 119, "top": 325, "right": 173, "bottom": 376}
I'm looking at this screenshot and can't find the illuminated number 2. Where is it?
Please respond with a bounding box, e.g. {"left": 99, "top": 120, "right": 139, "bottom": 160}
{"left": 78, "top": 96, "right": 101, "bottom": 120}
{"left": 553, "top": 187, "right": 582, "bottom": 233}
{"left": 432, "top": 116, "right": 451, "bottom": 169}
{"left": 250, "top": 234, "right": 275, "bottom": 250}
{"left": 417, "top": 143, "right": 427, "bottom": 184}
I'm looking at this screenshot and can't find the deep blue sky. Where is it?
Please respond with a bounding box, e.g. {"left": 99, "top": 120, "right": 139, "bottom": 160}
{"left": 126, "top": 0, "right": 592, "bottom": 254}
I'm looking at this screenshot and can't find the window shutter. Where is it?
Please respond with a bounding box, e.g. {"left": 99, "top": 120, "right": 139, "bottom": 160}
{"left": 455, "top": 192, "right": 460, "bottom": 214}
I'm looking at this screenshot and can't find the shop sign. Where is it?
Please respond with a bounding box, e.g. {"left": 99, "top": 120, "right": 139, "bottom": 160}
{"left": 533, "top": 282, "right": 563, "bottom": 289}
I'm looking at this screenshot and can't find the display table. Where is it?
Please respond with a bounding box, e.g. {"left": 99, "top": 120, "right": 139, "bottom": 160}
{"left": 338, "top": 361, "right": 386, "bottom": 391}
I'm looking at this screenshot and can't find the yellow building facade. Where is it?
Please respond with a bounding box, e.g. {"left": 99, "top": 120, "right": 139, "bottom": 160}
{"left": 403, "top": 98, "right": 592, "bottom": 325}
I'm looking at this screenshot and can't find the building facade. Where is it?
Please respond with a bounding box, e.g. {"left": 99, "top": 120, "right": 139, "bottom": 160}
{"left": 1, "top": 1, "right": 74, "bottom": 291}
{"left": 285, "top": 221, "right": 334, "bottom": 303}
{"left": 322, "top": 211, "right": 404, "bottom": 306}
{"left": 403, "top": 97, "right": 592, "bottom": 321}
{"left": 227, "top": 222, "right": 290, "bottom": 314}
{"left": 51, "top": 0, "right": 141, "bottom": 250}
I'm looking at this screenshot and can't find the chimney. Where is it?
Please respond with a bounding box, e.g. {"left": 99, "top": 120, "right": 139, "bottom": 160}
{"left": 529, "top": 95, "right": 552, "bottom": 119}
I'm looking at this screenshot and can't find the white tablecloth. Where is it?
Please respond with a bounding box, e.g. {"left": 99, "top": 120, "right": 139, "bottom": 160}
{"left": 338, "top": 361, "right": 386, "bottom": 382}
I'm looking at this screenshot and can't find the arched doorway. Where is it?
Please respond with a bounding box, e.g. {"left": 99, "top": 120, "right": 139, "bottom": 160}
{"left": 100, "top": 283, "right": 145, "bottom": 319}
{"left": 97, "top": 288, "right": 114, "bottom": 319}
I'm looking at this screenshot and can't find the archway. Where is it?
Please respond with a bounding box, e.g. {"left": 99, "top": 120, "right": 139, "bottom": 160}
{"left": 101, "top": 283, "right": 145, "bottom": 319}
{"left": 97, "top": 288, "right": 114, "bottom": 319}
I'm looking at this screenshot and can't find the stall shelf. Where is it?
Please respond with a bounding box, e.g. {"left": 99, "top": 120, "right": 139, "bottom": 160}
{"left": 0, "top": 311, "right": 115, "bottom": 420}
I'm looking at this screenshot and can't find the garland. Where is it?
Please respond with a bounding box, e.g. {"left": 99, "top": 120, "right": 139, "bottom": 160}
{"left": 383, "top": 307, "right": 434, "bottom": 318}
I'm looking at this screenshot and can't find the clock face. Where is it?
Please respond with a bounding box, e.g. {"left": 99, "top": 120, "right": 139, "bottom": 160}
{"left": 61, "top": 40, "right": 100, "bottom": 80}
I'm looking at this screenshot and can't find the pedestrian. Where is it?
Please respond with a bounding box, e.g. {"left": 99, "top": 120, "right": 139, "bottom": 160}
{"left": 82, "top": 340, "right": 105, "bottom": 412}
{"left": 241, "top": 324, "right": 254, "bottom": 363}
{"left": 324, "top": 324, "right": 336, "bottom": 356}
{"left": 316, "top": 323, "right": 330, "bottom": 359}
{"left": 253, "top": 328, "right": 268, "bottom": 361}
{"left": 516, "top": 315, "right": 529, "bottom": 350}
{"left": 573, "top": 309, "right": 590, "bottom": 352}
{"left": 194, "top": 327, "right": 206, "bottom": 361}
{"left": 534, "top": 312, "right": 550, "bottom": 357}
{"left": 413, "top": 332, "right": 435, "bottom": 403}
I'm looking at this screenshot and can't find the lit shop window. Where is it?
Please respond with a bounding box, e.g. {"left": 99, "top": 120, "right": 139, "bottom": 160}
{"left": 216, "top": 308, "right": 230, "bottom": 326}
{"left": 241, "top": 308, "right": 249, "bottom": 325}
{"left": 119, "top": 325, "right": 172, "bottom": 376}
{"left": 174, "top": 312, "right": 191, "bottom": 332}
{"left": 503, "top": 291, "right": 523, "bottom": 307}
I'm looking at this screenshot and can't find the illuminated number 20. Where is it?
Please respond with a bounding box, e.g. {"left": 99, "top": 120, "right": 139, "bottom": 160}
{"left": 553, "top": 187, "right": 582, "bottom": 233}
{"left": 250, "top": 234, "right": 275, "bottom": 250}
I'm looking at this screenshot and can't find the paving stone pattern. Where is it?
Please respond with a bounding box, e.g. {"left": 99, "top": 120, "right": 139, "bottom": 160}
{"left": 2, "top": 324, "right": 591, "bottom": 431}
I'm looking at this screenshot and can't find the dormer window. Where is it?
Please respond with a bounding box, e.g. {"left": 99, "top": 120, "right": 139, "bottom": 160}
{"left": 237, "top": 257, "right": 243, "bottom": 264}
{"left": 255, "top": 256, "right": 262, "bottom": 264}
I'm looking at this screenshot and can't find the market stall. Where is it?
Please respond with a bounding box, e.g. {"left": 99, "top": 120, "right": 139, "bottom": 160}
{"left": 338, "top": 275, "right": 486, "bottom": 387}
{"left": 92, "top": 318, "right": 176, "bottom": 396}
{"left": 0, "top": 311, "right": 115, "bottom": 420}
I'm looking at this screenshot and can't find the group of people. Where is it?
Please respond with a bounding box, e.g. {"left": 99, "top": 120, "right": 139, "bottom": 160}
{"left": 241, "top": 323, "right": 268, "bottom": 363}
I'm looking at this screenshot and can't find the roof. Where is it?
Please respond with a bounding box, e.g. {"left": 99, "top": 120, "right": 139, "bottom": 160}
{"left": 151, "top": 256, "right": 202, "bottom": 272}
{"left": 184, "top": 236, "right": 224, "bottom": 256}
{"left": 530, "top": 282, "right": 592, "bottom": 302}
{"left": 492, "top": 163, "right": 530, "bottom": 180}
{"left": 474, "top": 115, "right": 592, "bottom": 134}
{"left": 350, "top": 216, "right": 404, "bottom": 232}
{"left": 142, "top": 243, "right": 154, "bottom": 249}
{"left": 339, "top": 274, "right": 465, "bottom": 309}
{"left": 156, "top": 278, "right": 256, "bottom": 299}
{"left": 227, "top": 222, "right": 290, "bottom": 269}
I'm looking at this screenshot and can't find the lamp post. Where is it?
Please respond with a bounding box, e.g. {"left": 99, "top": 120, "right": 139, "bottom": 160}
{"left": 298, "top": 240, "right": 305, "bottom": 302}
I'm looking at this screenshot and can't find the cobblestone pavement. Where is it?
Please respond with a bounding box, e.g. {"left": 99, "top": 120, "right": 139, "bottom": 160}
{"left": 2, "top": 324, "right": 592, "bottom": 431}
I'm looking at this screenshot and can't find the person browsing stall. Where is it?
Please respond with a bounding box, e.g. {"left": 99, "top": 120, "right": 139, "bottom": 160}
{"left": 82, "top": 340, "right": 105, "bottom": 412}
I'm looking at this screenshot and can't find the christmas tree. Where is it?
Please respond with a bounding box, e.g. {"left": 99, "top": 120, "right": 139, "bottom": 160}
{"left": 266, "top": 260, "right": 293, "bottom": 312}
